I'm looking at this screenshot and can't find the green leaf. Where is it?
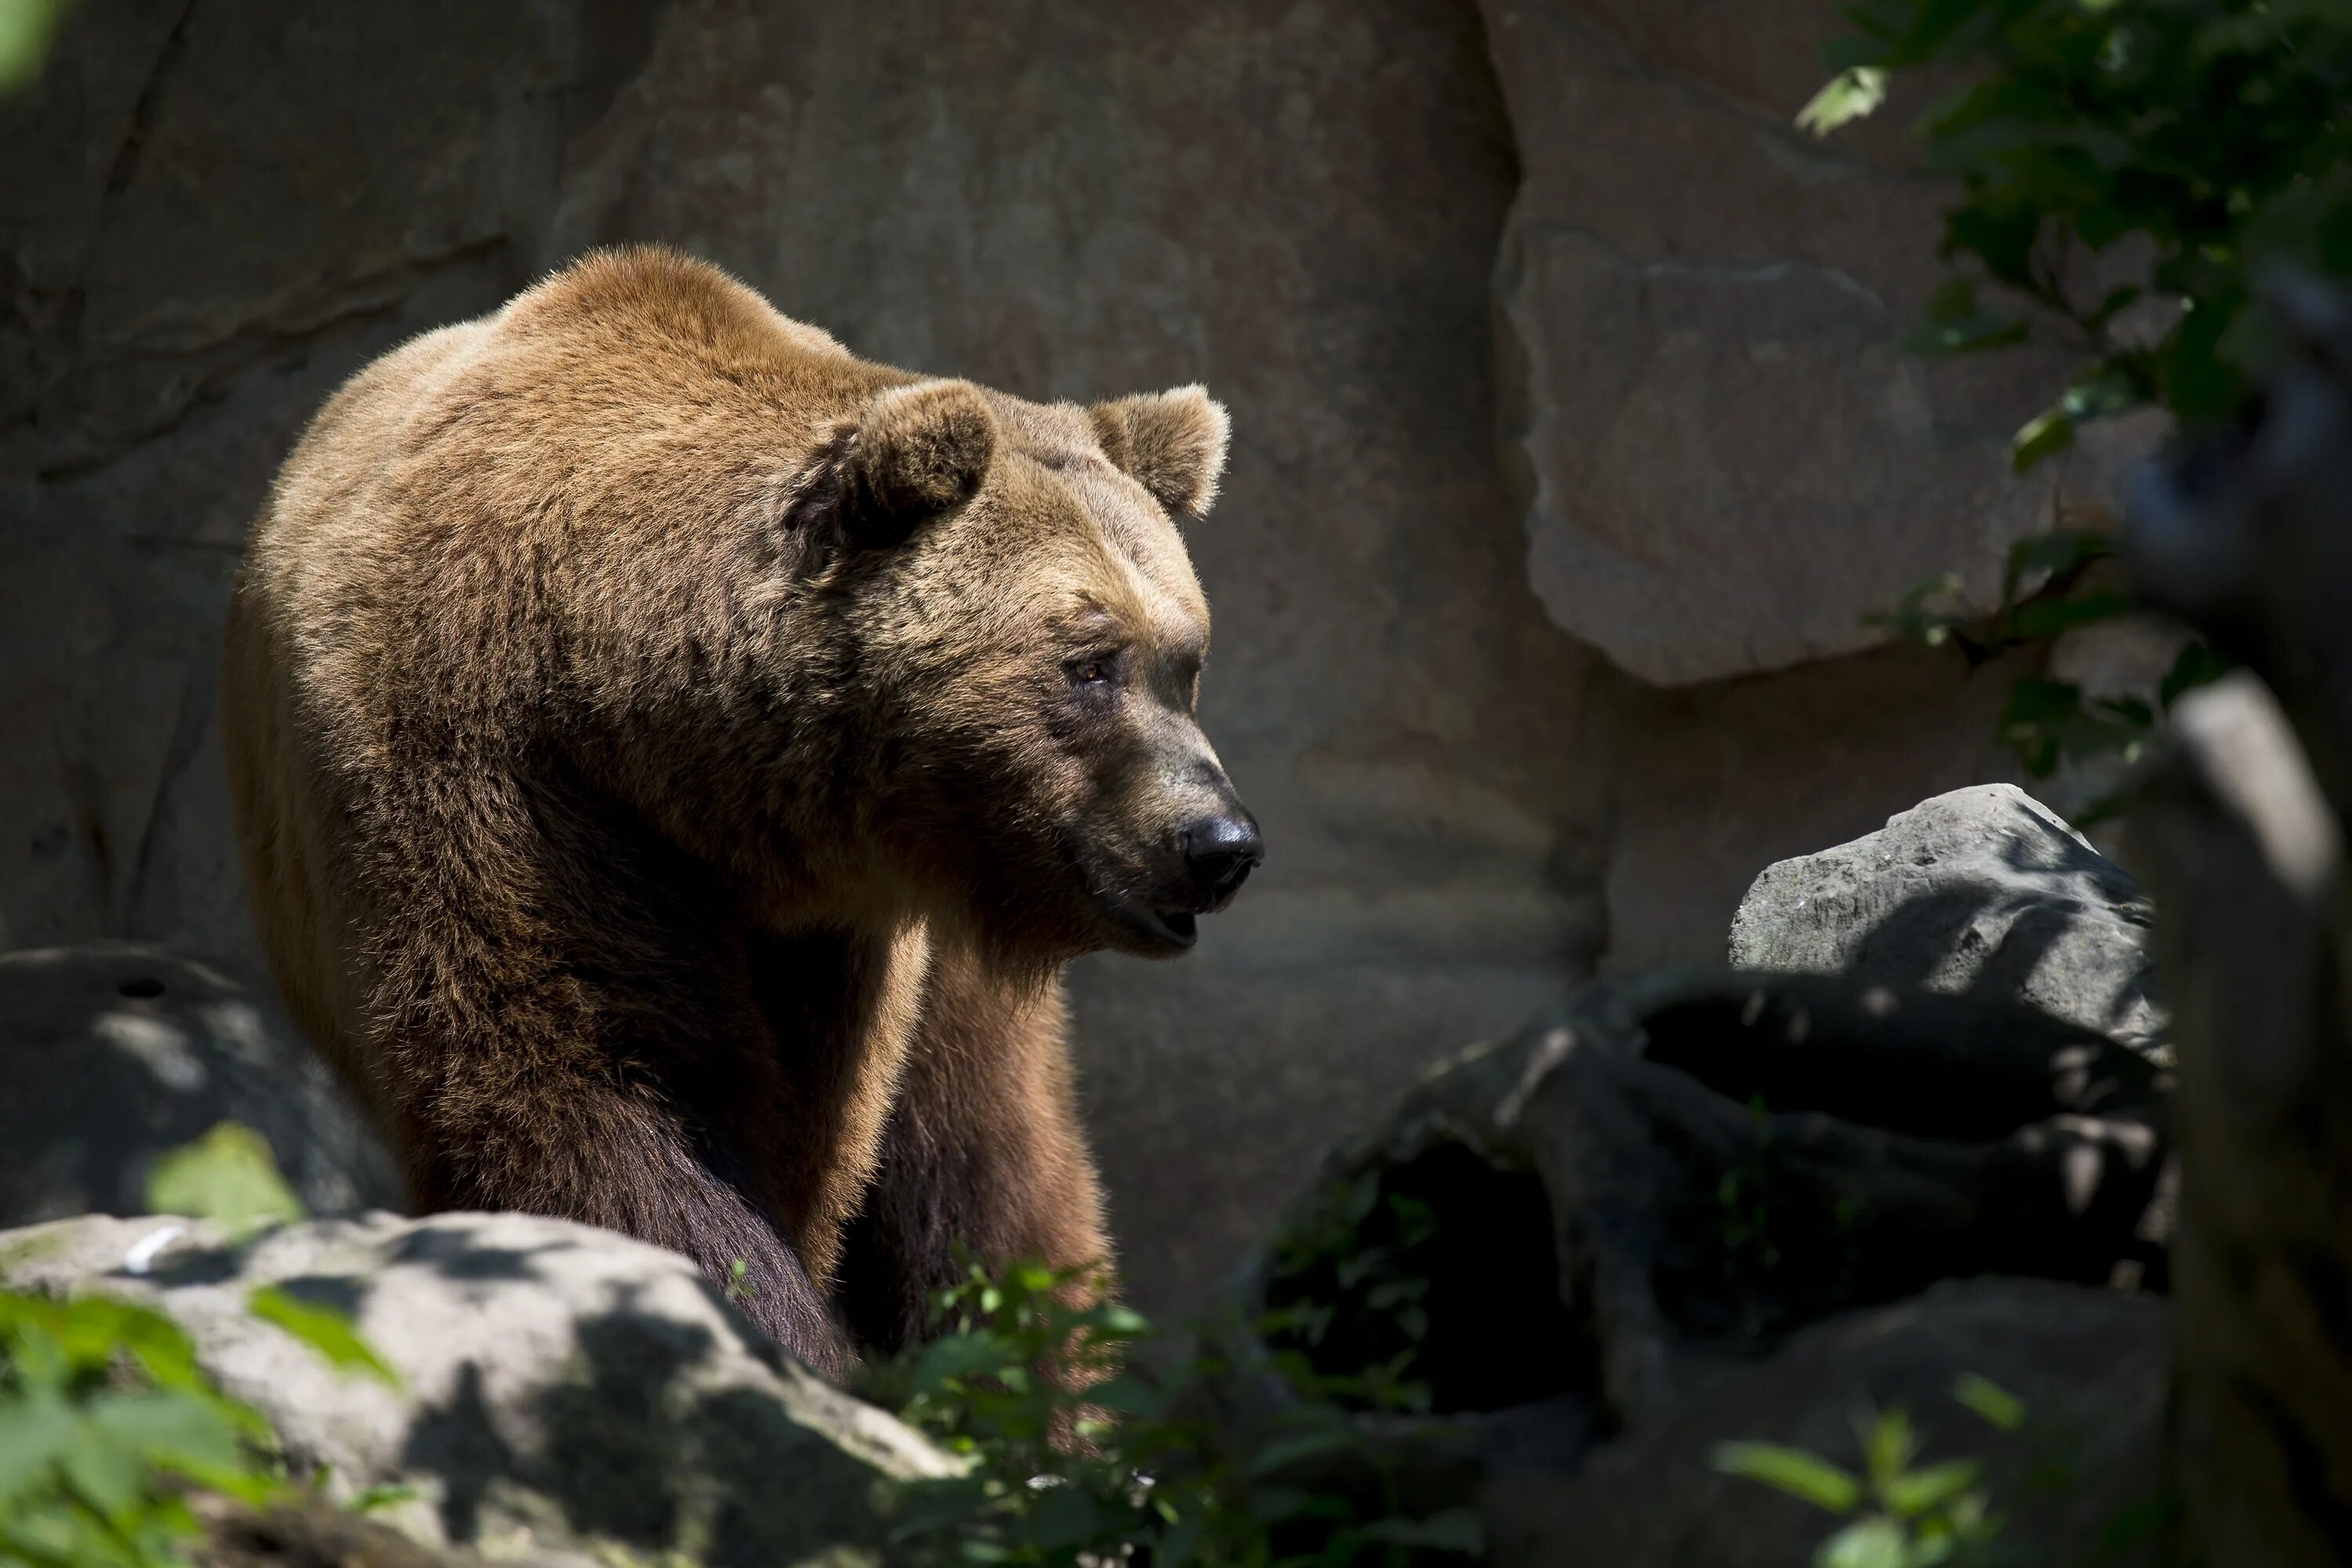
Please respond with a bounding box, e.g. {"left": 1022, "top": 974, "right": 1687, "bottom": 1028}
{"left": 1244, "top": 1424, "right": 1363, "bottom": 1477}
{"left": 2159, "top": 641, "right": 2233, "bottom": 708}
{"left": 1022, "top": 1481, "right": 1108, "bottom": 1552}
{"left": 2010, "top": 408, "right": 2076, "bottom": 471}
{"left": 0, "top": 1388, "right": 76, "bottom": 1500}
{"left": 2002, "top": 529, "right": 2115, "bottom": 603}
{"left": 0, "top": 0, "right": 74, "bottom": 96}
{"left": 1951, "top": 1374, "right": 2027, "bottom": 1432}
{"left": 1352, "top": 1508, "right": 1486, "bottom": 1555}
{"left": 1885, "top": 1458, "right": 1984, "bottom": 1519}
{"left": 1817, "top": 1515, "right": 1910, "bottom": 1568}
{"left": 2007, "top": 588, "right": 2136, "bottom": 638}
{"left": 245, "top": 1287, "right": 400, "bottom": 1388}
{"left": 56, "top": 1419, "right": 144, "bottom": 1519}
{"left": 1799, "top": 66, "right": 1890, "bottom": 136}
{"left": 144, "top": 1123, "right": 306, "bottom": 1240}
{"left": 82, "top": 1391, "right": 247, "bottom": 1486}
{"left": 1863, "top": 1407, "right": 1918, "bottom": 1492}
{"left": 1714, "top": 1441, "right": 1865, "bottom": 1514}
{"left": 351, "top": 1484, "right": 419, "bottom": 1514}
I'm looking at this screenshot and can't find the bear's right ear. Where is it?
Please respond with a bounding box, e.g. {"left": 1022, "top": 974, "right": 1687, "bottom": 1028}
{"left": 1087, "top": 385, "right": 1231, "bottom": 519}
{"left": 833, "top": 380, "right": 998, "bottom": 550}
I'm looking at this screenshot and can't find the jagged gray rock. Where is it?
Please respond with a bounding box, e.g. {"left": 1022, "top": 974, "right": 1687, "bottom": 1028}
{"left": 0, "top": 1210, "right": 956, "bottom": 1566}
{"left": 1728, "top": 784, "right": 2165, "bottom": 1050}
{"left": 0, "top": 942, "right": 403, "bottom": 1228}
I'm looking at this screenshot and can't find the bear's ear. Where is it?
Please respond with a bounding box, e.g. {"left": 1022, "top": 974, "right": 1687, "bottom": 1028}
{"left": 1087, "top": 385, "right": 1232, "bottom": 519}
{"left": 837, "top": 380, "right": 998, "bottom": 549}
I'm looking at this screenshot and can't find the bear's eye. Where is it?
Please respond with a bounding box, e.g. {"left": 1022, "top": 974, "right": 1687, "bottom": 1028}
{"left": 1073, "top": 657, "right": 1113, "bottom": 686}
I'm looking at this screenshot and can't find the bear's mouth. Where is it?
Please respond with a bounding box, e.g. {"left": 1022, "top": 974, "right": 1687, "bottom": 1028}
{"left": 1102, "top": 897, "right": 1199, "bottom": 953}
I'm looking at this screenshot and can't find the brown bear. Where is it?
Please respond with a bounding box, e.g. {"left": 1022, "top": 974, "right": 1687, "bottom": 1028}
{"left": 220, "top": 245, "right": 1261, "bottom": 1374}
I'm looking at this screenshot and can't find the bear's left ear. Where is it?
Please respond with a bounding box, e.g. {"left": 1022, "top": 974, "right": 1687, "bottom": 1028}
{"left": 837, "top": 380, "right": 999, "bottom": 549}
{"left": 1088, "top": 385, "right": 1232, "bottom": 519}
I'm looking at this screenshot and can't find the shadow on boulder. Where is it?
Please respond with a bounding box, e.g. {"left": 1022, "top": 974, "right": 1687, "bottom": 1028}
{"left": 1210, "top": 964, "right": 2175, "bottom": 1565}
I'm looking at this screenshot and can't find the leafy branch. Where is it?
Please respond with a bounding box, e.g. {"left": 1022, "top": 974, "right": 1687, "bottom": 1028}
{"left": 1804, "top": 0, "right": 2352, "bottom": 775}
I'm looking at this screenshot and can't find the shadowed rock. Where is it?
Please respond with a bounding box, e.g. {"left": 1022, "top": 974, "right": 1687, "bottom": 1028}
{"left": 0, "top": 1210, "right": 956, "bottom": 1566}
{"left": 0, "top": 942, "right": 403, "bottom": 1227}
{"left": 1204, "top": 966, "right": 2172, "bottom": 1563}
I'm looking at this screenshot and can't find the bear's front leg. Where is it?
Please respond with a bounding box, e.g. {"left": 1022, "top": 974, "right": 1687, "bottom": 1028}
{"left": 399, "top": 1051, "right": 858, "bottom": 1378}
{"left": 830, "top": 942, "right": 1113, "bottom": 1357}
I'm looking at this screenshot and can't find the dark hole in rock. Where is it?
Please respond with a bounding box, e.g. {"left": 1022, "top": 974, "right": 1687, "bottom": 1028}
{"left": 1641, "top": 987, "right": 2129, "bottom": 1142}
{"left": 117, "top": 975, "right": 167, "bottom": 1000}
{"left": 1261, "top": 1141, "right": 1592, "bottom": 1417}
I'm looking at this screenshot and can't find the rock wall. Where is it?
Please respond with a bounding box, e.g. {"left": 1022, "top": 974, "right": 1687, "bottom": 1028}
{"left": 4, "top": 0, "right": 2042, "bottom": 1318}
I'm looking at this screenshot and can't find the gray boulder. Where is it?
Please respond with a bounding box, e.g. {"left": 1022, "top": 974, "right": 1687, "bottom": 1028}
{"left": 0, "top": 1210, "right": 957, "bottom": 1566}
{"left": 0, "top": 942, "right": 404, "bottom": 1226}
{"left": 1486, "top": 1278, "right": 2172, "bottom": 1567}
{"left": 1728, "top": 784, "right": 2165, "bottom": 1050}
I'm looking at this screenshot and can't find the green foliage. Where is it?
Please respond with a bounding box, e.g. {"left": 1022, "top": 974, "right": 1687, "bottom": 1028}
{"left": 1715, "top": 1094, "right": 1783, "bottom": 1301}
{"left": 143, "top": 1124, "right": 305, "bottom": 1243}
{"left": 1715, "top": 1379, "right": 2030, "bottom": 1568}
{"left": 862, "top": 1250, "right": 1480, "bottom": 1567}
{"left": 1259, "top": 1167, "right": 1450, "bottom": 1417}
{"left": 2, "top": 1123, "right": 398, "bottom": 1567}
{"left": 1820, "top": 0, "right": 2352, "bottom": 438}
{"left": 1809, "top": 0, "right": 2352, "bottom": 773}
{"left": 0, "top": 1294, "right": 281, "bottom": 1567}
{"left": 1864, "top": 523, "right": 2227, "bottom": 783}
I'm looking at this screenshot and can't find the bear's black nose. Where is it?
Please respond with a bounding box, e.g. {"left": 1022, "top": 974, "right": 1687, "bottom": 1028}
{"left": 1181, "top": 813, "right": 1264, "bottom": 906}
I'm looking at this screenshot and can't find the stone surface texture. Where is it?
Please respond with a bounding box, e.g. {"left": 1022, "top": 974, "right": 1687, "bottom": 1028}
{"left": 1482, "top": 0, "right": 2140, "bottom": 685}
{"left": 1488, "top": 1279, "right": 2171, "bottom": 1567}
{"left": 1729, "top": 783, "right": 2164, "bottom": 1047}
{"left": 7, "top": 0, "right": 2057, "bottom": 1317}
{"left": 0, "top": 941, "right": 403, "bottom": 1228}
{"left": 0, "top": 1210, "right": 954, "bottom": 1566}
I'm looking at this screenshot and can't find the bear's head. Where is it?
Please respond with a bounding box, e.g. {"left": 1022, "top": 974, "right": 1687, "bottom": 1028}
{"left": 798, "top": 377, "right": 1261, "bottom": 964}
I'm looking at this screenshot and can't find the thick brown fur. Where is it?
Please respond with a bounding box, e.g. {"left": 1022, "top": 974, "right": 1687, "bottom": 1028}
{"left": 220, "top": 246, "right": 1254, "bottom": 1374}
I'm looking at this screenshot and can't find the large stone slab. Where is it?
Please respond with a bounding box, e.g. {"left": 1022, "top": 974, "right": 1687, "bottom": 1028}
{"left": 1, "top": 1211, "right": 955, "bottom": 1566}
{"left": 1482, "top": 0, "right": 2129, "bottom": 684}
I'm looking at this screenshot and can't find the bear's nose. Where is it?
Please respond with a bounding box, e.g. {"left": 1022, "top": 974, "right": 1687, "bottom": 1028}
{"left": 1180, "top": 813, "right": 1264, "bottom": 906}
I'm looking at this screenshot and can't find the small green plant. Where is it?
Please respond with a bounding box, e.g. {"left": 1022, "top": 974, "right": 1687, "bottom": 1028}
{"left": 0, "top": 1292, "right": 281, "bottom": 1566}
{"left": 1715, "top": 1374, "right": 2027, "bottom": 1568}
{"left": 858, "top": 1253, "right": 1244, "bottom": 1566}
{"left": 722, "top": 1258, "right": 757, "bottom": 1305}
{"left": 1258, "top": 1168, "right": 1445, "bottom": 1417}
{"left": 861, "top": 1249, "right": 1480, "bottom": 1567}
{"left": 1716, "top": 1094, "right": 1782, "bottom": 1318}
{"left": 1, "top": 1122, "right": 398, "bottom": 1566}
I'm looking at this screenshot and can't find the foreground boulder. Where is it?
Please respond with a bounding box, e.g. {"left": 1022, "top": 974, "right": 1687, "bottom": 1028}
{"left": 1729, "top": 784, "right": 2165, "bottom": 1051}
{"left": 1487, "top": 1278, "right": 2170, "bottom": 1566}
{"left": 0, "top": 942, "right": 404, "bottom": 1226}
{"left": 0, "top": 1210, "right": 956, "bottom": 1566}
